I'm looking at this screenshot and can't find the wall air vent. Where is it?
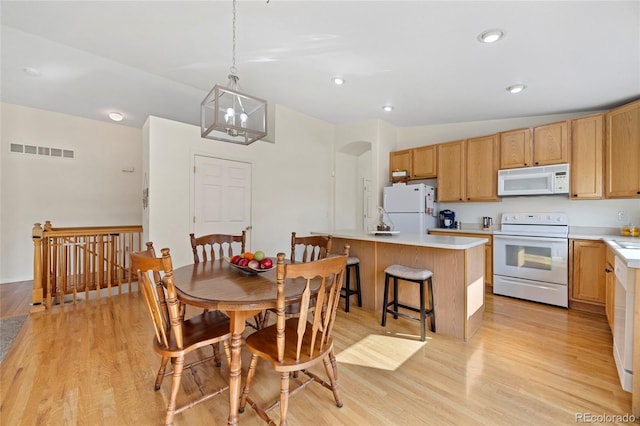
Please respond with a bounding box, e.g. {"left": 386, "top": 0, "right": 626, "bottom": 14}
{"left": 9, "top": 143, "right": 75, "bottom": 160}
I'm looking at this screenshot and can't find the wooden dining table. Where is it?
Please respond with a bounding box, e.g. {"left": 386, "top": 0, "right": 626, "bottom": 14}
{"left": 171, "top": 257, "right": 312, "bottom": 425}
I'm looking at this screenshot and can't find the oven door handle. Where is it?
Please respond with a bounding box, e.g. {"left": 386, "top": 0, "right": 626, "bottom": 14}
{"left": 493, "top": 234, "right": 566, "bottom": 244}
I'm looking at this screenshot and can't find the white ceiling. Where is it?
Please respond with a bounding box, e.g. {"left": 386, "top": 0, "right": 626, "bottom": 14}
{"left": 1, "top": 1, "right": 639, "bottom": 130}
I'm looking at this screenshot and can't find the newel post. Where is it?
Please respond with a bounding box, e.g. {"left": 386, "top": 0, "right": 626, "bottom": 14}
{"left": 31, "top": 222, "right": 45, "bottom": 311}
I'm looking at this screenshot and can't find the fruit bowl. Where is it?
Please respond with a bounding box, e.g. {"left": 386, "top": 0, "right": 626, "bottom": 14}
{"left": 225, "top": 257, "right": 276, "bottom": 274}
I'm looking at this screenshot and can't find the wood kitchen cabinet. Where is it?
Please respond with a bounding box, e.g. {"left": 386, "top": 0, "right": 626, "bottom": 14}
{"left": 605, "top": 100, "right": 640, "bottom": 198}
{"left": 570, "top": 113, "right": 604, "bottom": 199}
{"left": 532, "top": 121, "right": 569, "bottom": 166}
{"left": 605, "top": 245, "right": 615, "bottom": 330}
{"left": 499, "top": 122, "right": 568, "bottom": 169}
{"left": 389, "top": 149, "right": 412, "bottom": 182}
{"left": 429, "top": 231, "right": 493, "bottom": 288}
{"left": 411, "top": 145, "right": 437, "bottom": 179}
{"left": 389, "top": 145, "right": 437, "bottom": 181}
{"left": 466, "top": 134, "right": 499, "bottom": 201}
{"left": 499, "top": 128, "right": 531, "bottom": 169}
{"left": 569, "top": 239, "right": 606, "bottom": 313}
{"left": 436, "top": 140, "right": 466, "bottom": 202}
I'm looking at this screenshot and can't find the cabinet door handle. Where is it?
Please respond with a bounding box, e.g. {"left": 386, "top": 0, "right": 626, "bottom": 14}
{"left": 605, "top": 268, "right": 613, "bottom": 273}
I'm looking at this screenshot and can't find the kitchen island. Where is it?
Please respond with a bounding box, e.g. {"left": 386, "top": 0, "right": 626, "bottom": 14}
{"left": 313, "top": 230, "right": 488, "bottom": 342}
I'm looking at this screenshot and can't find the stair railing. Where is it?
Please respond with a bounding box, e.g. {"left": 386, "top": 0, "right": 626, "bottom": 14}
{"left": 32, "top": 221, "right": 143, "bottom": 309}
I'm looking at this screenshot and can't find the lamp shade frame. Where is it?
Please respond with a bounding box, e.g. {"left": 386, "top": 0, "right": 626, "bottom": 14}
{"left": 201, "top": 84, "right": 268, "bottom": 145}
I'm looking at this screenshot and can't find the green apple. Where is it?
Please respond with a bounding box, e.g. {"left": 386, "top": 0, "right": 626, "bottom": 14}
{"left": 254, "top": 250, "right": 265, "bottom": 261}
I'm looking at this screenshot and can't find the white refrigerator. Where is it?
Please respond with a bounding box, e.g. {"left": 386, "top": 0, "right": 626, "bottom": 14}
{"left": 383, "top": 183, "right": 437, "bottom": 234}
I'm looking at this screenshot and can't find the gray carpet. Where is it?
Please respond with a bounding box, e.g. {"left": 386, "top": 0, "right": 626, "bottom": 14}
{"left": 0, "top": 315, "right": 27, "bottom": 363}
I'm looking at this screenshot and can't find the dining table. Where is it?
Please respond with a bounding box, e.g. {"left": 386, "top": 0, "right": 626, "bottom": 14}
{"left": 171, "top": 256, "right": 312, "bottom": 425}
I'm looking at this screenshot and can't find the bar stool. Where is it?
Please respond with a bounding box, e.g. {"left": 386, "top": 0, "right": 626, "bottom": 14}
{"left": 341, "top": 256, "right": 362, "bottom": 312}
{"left": 381, "top": 264, "right": 435, "bottom": 342}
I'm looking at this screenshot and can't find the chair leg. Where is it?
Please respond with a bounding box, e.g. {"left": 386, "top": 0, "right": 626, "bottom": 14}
{"left": 212, "top": 342, "right": 222, "bottom": 367}
{"left": 419, "top": 280, "right": 426, "bottom": 342}
{"left": 322, "top": 354, "right": 343, "bottom": 408}
{"left": 393, "top": 277, "right": 399, "bottom": 319}
{"left": 344, "top": 265, "right": 351, "bottom": 312}
{"left": 355, "top": 263, "right": 362, "bottom": 307}
{"left": 239, "top": 354, "right": 259, "bottom": 413}
{"left": 164, "top": 355, "right": 184, "bottom": 426}
{"left": 155, "top": 355, "right": 170, "bottom": 391}
{"left": 222, "top": 339, "right": 232, "bottom": 367}
{"left": 280, "top": 371, "right": 290, "bottom": 426}
{"left": 427, "top": 277, "right": 436, "bottom": 332}
{"left": 381, "top": 274, "right": 390, "bottom": 326}
{"left": 329, "top": 349, "right": 338, "bottom": 381}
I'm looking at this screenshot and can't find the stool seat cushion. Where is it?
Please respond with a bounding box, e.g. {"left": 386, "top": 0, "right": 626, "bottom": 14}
{"left": 384, "top": 264, "right": 433, "bottom": 281}
{"left": 347, "top": 256, "right": 360, "bottom": 266}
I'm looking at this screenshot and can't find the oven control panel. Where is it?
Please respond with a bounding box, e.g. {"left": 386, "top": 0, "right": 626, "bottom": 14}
{"left": 501, "top": 212, "right": 568, "bottom": 225}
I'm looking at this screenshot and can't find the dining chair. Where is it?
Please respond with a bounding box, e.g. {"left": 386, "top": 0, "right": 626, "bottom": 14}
{"left": 189, "top": 231, "right": 246, "bottom": 263}
{"left": 239, "top": 246, "right": 349, "bottom": 425}
{"left": 130, "top": 245, "right": 232, "bottom": 426}
{"left": 290, "top": 232, "right": 332, "bottom": 263}
{"left": 259, "top": 232, "right": 333, "bottom": 329}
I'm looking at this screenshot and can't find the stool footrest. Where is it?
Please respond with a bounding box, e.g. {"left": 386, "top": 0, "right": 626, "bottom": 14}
{"left": 385, "top": 302, "right": 433, "bottom": 318}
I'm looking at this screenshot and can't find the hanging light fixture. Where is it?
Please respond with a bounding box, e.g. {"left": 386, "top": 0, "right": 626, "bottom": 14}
{"left": 201, "top": 0, "right": 267, "bottom": 145}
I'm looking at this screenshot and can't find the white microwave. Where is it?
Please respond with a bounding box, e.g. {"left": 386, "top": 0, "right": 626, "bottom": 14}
{"left": 498, "top": 163, "right": 570, "bottom": 196}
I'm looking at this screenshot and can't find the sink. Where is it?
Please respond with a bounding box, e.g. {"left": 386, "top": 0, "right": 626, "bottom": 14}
{"left": 614, "top": 240, "right": 640, "bottom": 249}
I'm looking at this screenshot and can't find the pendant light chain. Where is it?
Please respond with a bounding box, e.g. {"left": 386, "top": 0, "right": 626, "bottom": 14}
{"left": 230, "top": 0, "right": 237, "bottom": 76}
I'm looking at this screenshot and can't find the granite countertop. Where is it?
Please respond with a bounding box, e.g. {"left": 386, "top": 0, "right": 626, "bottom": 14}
{"left": 312, "top": 229, "right": 488, "bottom": 250}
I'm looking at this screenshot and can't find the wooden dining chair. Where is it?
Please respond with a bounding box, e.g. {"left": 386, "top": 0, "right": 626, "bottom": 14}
{"left": 189, "top": 231, "right": 246, "bottom": 263}
{"left": 130, "top": 246, "right": 232, "bottom": 426}
{"left": 259, "top": 233, "right": 333, "bottom": 329}
{"left": 239, "top": 246, "right": 349, "bottom": 425}
{"left": 290, "top": 232, "right": 332, "bottom": 263}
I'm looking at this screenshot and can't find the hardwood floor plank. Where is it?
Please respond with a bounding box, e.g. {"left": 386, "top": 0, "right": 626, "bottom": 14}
{"left": 0, "top": 287, "right": 633, "bottom": 425}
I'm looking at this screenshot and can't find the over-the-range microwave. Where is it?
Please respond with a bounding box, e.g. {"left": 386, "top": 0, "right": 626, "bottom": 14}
{"left": 497, "top": 163, "right": 570, "bottom": 196}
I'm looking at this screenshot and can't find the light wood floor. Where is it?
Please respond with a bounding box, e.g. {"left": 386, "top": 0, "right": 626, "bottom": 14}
{"left": 0, "top": 281, "right": 634, "bottom": 425}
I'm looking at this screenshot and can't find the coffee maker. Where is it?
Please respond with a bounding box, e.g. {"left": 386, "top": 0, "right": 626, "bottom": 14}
{"left": 440, "top": 210, "right": 456, "bottom": 229}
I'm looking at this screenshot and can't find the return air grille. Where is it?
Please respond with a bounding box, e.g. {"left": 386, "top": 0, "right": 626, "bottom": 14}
{"left": 9, "top": 143, "right": 74, "bottom": 159}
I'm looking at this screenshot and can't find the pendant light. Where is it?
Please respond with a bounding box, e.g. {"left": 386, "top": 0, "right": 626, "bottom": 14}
{"left": 201, "top": 0, "right": 267, "bottom": 145}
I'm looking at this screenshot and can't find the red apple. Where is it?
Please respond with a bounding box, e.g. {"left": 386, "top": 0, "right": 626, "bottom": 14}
{"left": 230, "top": 255, "right": 242, "bottom": 264}
{"left": 248, "top": 260, "right": 260, "bottom": 269}
{"left": 260, "top": 258, "right": 273, "bottom": 269}
{"left": 238, "top": 258, "right": 250, "bottom": 267}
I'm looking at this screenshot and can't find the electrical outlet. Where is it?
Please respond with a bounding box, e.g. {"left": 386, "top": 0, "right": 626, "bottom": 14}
{"left": 617, "top": 211, "right": 626, "bottom": 222}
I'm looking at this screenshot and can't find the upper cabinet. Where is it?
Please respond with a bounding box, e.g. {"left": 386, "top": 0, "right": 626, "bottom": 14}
{"left": 499, "top": 128, "right": 531, "bottom": 168}
{"left": 532, "top": 121, "right": 569, "bottom": 166}
{"left": 466, "top": 134, "right": 499, "bottom": 201}
{"left": 437, "top": 140, "right": 466, "bottom": 202}
{"left": 570, "top": 113, "right": 604, "bottom": 199}
{"left": 389, "top": 145, "right": 437, "bottom": 182}
{"left": 412, "top": 145, "right": 437, "bottom": 179}
{"left": 605, "top": 100, "right": 640, "bottom": 198}
{"left": 499, "top": 122, "right": 568, "bottom": 169}
{"left": 389, "top": 149, "right": 411, "bottom": 182}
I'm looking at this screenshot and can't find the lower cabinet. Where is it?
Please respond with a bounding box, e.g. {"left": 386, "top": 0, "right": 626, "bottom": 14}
{"left": 429, "top": 231, "right": 492, "bottom": 288}
{"left": 569, "top": 239, "right": 606, "bottom": 313}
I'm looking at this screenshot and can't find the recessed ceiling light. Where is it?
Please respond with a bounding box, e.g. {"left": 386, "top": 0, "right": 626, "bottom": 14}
{"left": 506, "top": 84, "right": 527, "bottom": 94}
{"left": 108, "top": 112, "right": 124, "bottom": 122}
{"left": 331, "top": 76, "right": 345, "bottom": 85}
{"left": 382, "top": 105, "right": 394, "bottom": 112}
{"left": 23, "top": 67, "right": 41, "bottom": 77}
{"left": 478, "top": 29, "right": 505, "bottom": 43}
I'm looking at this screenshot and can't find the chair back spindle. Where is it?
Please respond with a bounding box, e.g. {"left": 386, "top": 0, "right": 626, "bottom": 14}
{"left": 190, "top": 231, "right": 246, "bottom": 263}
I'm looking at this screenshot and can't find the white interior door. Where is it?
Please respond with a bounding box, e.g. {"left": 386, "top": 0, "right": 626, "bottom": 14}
{"left": 193, "top": 155, "right": 252, "bottom": 245}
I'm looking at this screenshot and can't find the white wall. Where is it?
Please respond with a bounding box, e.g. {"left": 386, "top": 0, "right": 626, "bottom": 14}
{"left": 0, "top": 103, "right": 142, "bottom": 283}
{"left": 144, "top": 105, "right": 335, "bottom": 270}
